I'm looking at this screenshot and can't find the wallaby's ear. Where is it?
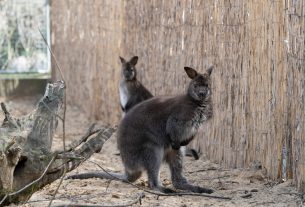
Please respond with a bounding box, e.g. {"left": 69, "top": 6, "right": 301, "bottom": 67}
{"left": 119, "top": 56, "right": 126, "bottom": 64}
{"left": 184, "top": 67, "right": 198, "bottom": 79}
{"left": 207, "top": 66, "right": 213, "bottom": 76}
{"left": 129, "top": 56, "right": 138, "bottom": 66}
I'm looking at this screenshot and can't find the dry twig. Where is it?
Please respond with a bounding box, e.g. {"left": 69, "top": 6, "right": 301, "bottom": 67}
{"left": 39, "top": 28, "right": 68, "bottom": 207}
{"left": 51, "top": 192, "right": 144, "bottom": 207}
{"left": 66, "top": 123, "right": 97, "bottom": 151}
{"left": 241, "top": 193, "right": 252, "bottom": 198}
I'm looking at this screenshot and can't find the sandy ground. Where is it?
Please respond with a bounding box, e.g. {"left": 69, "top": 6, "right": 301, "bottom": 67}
{"left": 1, "top": 95, "right": 304, "bottom": 207}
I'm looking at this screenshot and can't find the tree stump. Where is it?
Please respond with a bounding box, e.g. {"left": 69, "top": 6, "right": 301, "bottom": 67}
{"left": 0, "top": 81, "right": 116, "bottom": 205}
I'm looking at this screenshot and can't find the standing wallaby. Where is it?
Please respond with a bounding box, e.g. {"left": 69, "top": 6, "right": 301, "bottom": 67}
{"left": 119, "top": 56, "right": 153, "bottom": 113}
{"left": 68, "top": 66, "right": 213, "bottom": 194}
{"left": 119, "top": 56, "right": 200, "bottom": 160}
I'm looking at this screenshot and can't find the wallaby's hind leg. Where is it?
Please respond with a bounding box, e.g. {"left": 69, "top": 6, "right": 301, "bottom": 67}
{"left": 166, "top": 149, "right": 214, "bottom": 194}
{"left": 143, "top": 148, "right": 175, "bottom": 194}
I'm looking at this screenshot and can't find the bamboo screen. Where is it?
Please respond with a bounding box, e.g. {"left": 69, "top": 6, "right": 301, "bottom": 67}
{"left": 51, "top": 0, "right": 305, "bottom": 191}
{"left": 51, "top": 0, "right": 123, "bottom": 123}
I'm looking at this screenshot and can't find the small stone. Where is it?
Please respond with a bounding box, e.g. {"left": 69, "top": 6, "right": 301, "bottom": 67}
{"left": 139, "top": 179, "right": 148, "bottom": 186}
{"left": 163, "top": 179, "right": 171, "bottom": 186}
{"left": 112, "top": 193, "right": 120, "bottom": 198}
{"left": 80, "top": 183, "right": 87, "bottom": 187}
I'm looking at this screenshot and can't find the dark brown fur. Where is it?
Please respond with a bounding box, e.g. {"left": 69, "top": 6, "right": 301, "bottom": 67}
{"left": 119, "top": 56, "right": 200, "bottom": 160}
{"left": 68, "top": 66, "right": 213, "bottom": 194}
{"left": 119, "top": 56, "right": 153, "bottom": 113}
{"left": 117, "top": 66, "right": 213, "bottom": 193}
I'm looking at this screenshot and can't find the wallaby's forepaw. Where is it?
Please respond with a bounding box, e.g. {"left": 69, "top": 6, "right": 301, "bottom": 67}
{"left": 191, "top": 149, "right": 200, "bottom": 160}
{"left": 185, "top": 149, "right": 200, "bottom": 160}
{"left": 193, "top": 186, "right": 214, "bottom": 194}
{"left": 171, "top": 142, "right": 180, "bottom": 150}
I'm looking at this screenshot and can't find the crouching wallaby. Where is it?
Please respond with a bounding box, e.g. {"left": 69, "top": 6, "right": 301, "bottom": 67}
{"left": 68, "top": 66, "right": 214, "bottom": 194}
{"left": 119, "top": 56, "right": 200, "bottom": 160}
{"left": 119, "top": 56, "right": 153, "bottom": 113}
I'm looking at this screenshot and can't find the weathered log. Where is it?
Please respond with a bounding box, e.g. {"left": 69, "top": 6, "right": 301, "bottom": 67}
{"left": 0, "top": 81, "right": 116, "bottom": 205}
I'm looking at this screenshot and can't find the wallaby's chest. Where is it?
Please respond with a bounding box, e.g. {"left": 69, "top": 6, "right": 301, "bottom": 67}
{"left": 181, "top": 120, "right": 201, "bottom": 140}
{"left": 177, "top": 107, "right": 208, "bottom": 141}
{"left": 119, "top": 82, "right": 131, "bottom": 108}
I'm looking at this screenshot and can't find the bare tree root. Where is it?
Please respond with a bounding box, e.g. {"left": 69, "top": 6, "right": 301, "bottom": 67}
{"left": 0, "top": 81, "right": 116, "bottom": 206}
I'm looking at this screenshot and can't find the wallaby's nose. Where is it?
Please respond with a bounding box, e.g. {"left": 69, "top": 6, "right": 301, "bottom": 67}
{"left": 198, "top": 88, "right": 209, "bottom": 98}
{"left": 198, "top": 91, "right": 206, "bottom": 98}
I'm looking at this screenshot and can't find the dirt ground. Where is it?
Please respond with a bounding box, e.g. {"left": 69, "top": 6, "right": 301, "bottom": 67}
{"left": 1, "top": 95, "right": 304, "bottom": 207}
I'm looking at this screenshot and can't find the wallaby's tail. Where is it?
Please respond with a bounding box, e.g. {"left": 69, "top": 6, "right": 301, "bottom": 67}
{"left": 66, "top": 172, "right": 126, "bottom": 181}
{"left": 190, "top": 149, "right": 199, "bottom": 160}
{"left": 185, "top": 149, "right": 200, "bottom": 160}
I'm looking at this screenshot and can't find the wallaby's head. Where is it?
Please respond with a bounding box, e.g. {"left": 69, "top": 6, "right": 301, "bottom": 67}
{"left": 184, "top": 66, "right": 213, "bottom": 102}
{"left": 119, "top": 56, "right": 138, "bottom": 81}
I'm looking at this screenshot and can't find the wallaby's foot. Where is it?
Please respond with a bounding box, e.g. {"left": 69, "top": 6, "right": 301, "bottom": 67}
{"left": 149, "top": 180, "right": 176, "bottom": 194}
{"left": 175, "top": 183, "right": 214, "bottom": 194}
{"left": 152, "top": 186, "right": 176, "bottom": 194}
{"left": 162, "top": 187, "right": 176, "bottom": 194}
{"left": 190, "top": 185, "right": 214, "bottom": 194}
{"left": 147, "top": 171, "right": 176, "bottom": 194}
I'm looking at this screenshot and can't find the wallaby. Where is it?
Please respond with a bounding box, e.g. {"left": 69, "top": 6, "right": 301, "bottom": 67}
{"left": 119, "top": 56, "right": 199, "bottom": 160}
{"left": 119, "top": 56, "right": 153, "bottom": 113}
{"left": 68, "top": 66, "right": 214, "bottom": 194}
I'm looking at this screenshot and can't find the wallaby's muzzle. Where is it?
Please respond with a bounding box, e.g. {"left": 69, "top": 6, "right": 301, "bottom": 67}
{"left": 123, "top": 70, "right": 135, "bottom": 80}
{"left": 197, "top": 87, "right": 210, "bottom": 99}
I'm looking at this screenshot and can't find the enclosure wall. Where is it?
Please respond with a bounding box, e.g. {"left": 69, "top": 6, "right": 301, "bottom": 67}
{"left": 286, "top": 0, "right": 305, "bottom": 191}
{"left": 51, "top": 0, "right": 305, "bottom": 191}
{"left": 51, "top": 0, "right": 123, "bottom": 123}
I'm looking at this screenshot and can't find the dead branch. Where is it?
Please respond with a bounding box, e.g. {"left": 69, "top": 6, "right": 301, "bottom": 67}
{"left": 241, "top": 193, "right": 252, "bottom": 198}
{"left": 51, "top": 192, "right": 144, "bottom": 207}
{"left": 187, "top": 167, "right": 227, "bottom": 174}
{"left": 39, "top": 28, "right": 68, "bottom": 207}
{"left": 0, "top": 102, "right": 19, "bottom": 128}
{"left": 66, "top": 123, "right": 97, "bottom": 151}
{"left": 0, "top": 125, "right": 115, "bottom": 206}
{"left": 38, "top": 28, "right": 66, "bottom": 83}
{"left": 0, "top": 81, "right": 116, "bottom": 206}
